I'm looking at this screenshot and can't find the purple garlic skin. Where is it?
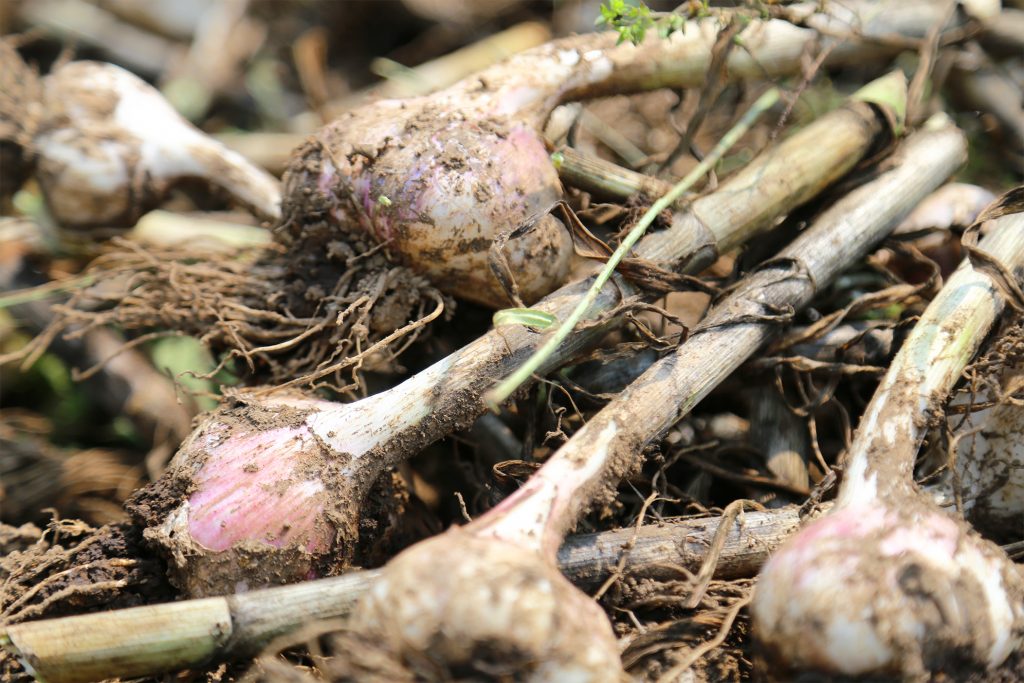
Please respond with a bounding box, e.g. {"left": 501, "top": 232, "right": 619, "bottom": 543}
{"left": 135, "top": 398, "right": 341, "bottom": 597}
{"left": 131, "top": 391, "right": 401, "bottom": 597}
{"left": 752, "top": 501, "right": 1024, "bottom": 678}
{"left": 34, "top": 61, "right": 281, "bottom": 229}
{"left": 281, "top": 97, "right": 571, "bottom": 309}
{"left": 133, "top": 350, "right": 466, "bottom": 597}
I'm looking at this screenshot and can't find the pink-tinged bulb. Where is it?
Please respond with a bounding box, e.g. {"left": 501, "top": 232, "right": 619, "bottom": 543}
{"left": 135, "top": 371, "right": 444, "bottom": 597}
{"left": 186, "top": 424, "right": 331, "bottom": 554}
{"left": 281, "top": 99, "right": 571, "bottom": 309}
{"left": 137, "top": 399, "right": 363, "bottom": 597}
{"left": 753, "top": 502, "right": 1023, "bottom": 677}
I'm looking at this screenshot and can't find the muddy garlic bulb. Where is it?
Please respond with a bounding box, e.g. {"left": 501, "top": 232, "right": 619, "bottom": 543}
{"left": 354, "top": 529, "right": 624, "bottom": 682}
{"left": 753, "top": 207, "right": 1024, "bottom": 678}
{"left": 280, "top": 69, "right": 572, "bottom": 308}
{"left": 32, "top": 60, "right": 281, "bottom": 228}
{"left": 280, "top": 14, "right": 861, "bottom": 308}
{"left": 130, "top": 355, "right": 458, "bottom": 597}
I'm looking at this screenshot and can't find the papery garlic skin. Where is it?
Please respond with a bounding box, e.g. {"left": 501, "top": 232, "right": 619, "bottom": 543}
{"left": 34, "top": 61, "right": 281, "bottom": 228}
{"left": 753, "top": 502, "right": 1024, "bottom": 677}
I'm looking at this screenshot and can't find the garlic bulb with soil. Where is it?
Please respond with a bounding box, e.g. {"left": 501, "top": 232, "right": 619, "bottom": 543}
{"left": 280, "top": 2, "right": 956, "bottom": 308}
{"left": 33, "top": 60, "right": 281, "bottom": 228}
{"left": 753, "top": 205, "right": 1024, "bottom": 678}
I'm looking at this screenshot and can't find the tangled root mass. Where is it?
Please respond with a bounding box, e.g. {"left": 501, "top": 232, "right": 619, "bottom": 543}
{"left": 13, "top": 226, "right": 448, "bottom": 394}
